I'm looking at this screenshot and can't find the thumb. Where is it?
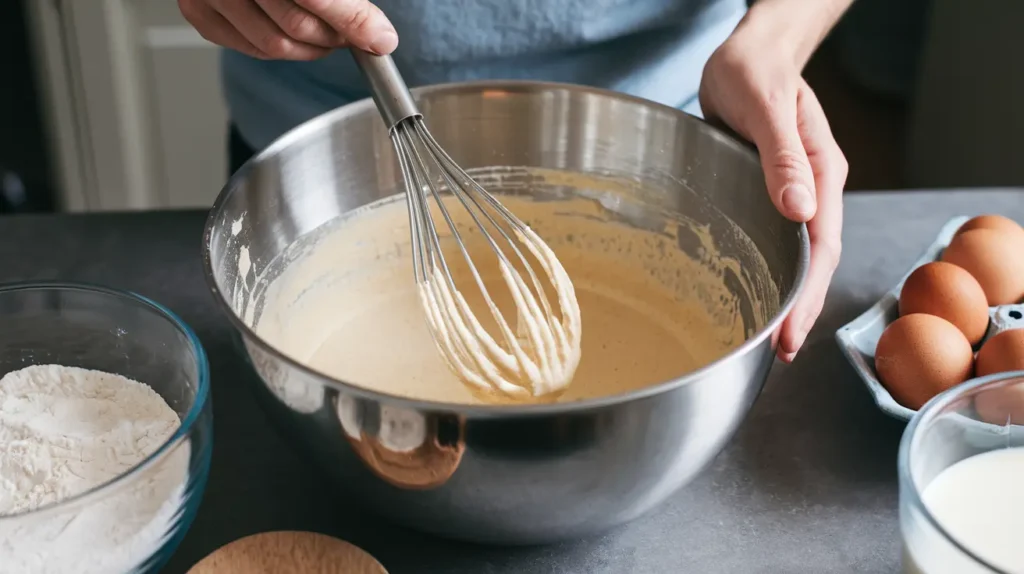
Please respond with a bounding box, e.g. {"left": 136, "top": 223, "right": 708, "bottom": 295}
{"left": 750, "top": 98, "right": 818, "bottom": 222}
{"left": 296, "top": 0, "right": 398, "bottom": 55}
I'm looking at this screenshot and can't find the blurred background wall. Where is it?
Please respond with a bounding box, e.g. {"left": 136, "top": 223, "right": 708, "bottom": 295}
{"left": 2, "top": 0, "right": 1021, "bottom": 213}
{"left": 1, "top": 0, "right": 55, "bottom": 212}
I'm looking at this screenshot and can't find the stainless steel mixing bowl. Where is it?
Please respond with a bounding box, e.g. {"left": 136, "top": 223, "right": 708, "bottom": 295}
{"left": 203, "top": 81, "right": 809, "bottom": 544}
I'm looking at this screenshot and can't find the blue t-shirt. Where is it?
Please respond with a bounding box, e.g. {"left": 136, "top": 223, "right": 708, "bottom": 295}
{"left": 222, "top": 0, "right": 746, "bottom": 151}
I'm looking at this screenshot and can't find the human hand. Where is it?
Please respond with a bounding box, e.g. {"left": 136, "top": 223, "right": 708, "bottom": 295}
{"left": 699, "top": 18, "right": 847, "bottom": 363}
{"left": 178, "top": 0, "right": 398, "bottom": 60}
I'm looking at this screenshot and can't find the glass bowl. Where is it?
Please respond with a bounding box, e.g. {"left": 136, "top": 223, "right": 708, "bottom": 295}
{"left": 0, "top": 282, "right": 212, "bottom": 573}
{"left": 899, "top": 370, "right": 1024, "bottom": 574}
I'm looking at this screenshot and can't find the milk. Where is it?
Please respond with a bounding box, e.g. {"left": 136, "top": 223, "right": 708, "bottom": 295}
{"left": 903, "top": 447, "right": 1024, "bottom": 573}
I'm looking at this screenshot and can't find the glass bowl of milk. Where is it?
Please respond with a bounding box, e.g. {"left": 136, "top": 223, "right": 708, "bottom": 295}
{"left": 899, "top": 370, "right": 1024, "bottom": 573}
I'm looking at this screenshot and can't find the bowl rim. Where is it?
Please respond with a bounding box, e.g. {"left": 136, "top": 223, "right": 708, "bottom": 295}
{"left": 202, "top": 79, "right": 811, "bottom": 417}
{"left": 0, "top": 281, "right": 210, "bottom": 521}
{"left": 898, "top": 369, "right": 1024, "bottom": 573}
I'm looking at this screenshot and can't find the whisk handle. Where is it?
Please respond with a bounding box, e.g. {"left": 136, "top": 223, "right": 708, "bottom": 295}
{"left": 351, "top": 49, "right": 421, "bottom": 130}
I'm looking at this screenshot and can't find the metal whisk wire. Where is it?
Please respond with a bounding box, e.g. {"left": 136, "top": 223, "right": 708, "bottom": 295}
{"left": 399, "top": 120, "right": 556, "bottom": 313}
{"left": 353, "top": 50, "right": 580, "bottom": 397}
{"left": 395, "top": 115, "right": 565, "bottom": 393}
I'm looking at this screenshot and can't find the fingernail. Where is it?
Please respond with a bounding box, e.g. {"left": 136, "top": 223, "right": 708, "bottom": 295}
{"left": 789, "top": 329, "right": 808, "bottom": 353}
{"left": 368, "top": 29, "right": 399, "bottom": 56}
{"left": 781, "top": 184, "right": 815, "bottom": 220}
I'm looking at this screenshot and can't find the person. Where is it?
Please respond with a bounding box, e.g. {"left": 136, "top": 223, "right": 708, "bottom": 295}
{"left": 179, "top": 0, "right": 849, "bottom": 363}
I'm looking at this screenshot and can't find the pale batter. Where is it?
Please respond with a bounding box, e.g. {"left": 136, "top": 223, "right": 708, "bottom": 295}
{"left": 416, "top": 222, "right": 582, "bottom": 399}
{"left": 252, "top": 192, "right": 767, "bottom": 405}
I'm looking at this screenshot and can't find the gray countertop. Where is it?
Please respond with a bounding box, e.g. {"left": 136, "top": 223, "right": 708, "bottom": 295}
{"left": 2, "top": 189, "right": 1022, "bottom": 574}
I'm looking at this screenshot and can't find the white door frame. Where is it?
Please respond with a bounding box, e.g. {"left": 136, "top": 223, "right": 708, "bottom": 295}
{"left": 27, "top": 0, "right": 164, "bottom": 211}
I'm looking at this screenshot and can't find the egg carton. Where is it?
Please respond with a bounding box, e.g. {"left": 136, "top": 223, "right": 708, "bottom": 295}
{"left": 835, "top": 216, "right": 1024, "bottom": 422}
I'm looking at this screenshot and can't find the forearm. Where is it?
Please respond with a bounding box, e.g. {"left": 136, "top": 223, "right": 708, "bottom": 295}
{"left": 738, "top": 0, "right": 856, "bottom": 69}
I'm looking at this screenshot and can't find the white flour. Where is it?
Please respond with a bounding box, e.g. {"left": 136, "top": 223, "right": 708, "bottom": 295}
{"left": 0, "top": 365, "right": 191, "bottom": 573}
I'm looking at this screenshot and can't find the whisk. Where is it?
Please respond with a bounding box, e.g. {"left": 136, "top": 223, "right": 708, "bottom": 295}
{"left": 352, "top": 50, "right": 582, "bottom": 399}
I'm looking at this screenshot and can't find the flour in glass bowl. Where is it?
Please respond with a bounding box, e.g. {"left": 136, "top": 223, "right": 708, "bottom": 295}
{"left": 0, "top": 365, "right": 191, "bottom": 573}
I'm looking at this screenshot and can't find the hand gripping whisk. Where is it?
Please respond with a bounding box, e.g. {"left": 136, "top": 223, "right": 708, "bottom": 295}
{"left": 352, "top": 50, "right": 582, "bottom": 399}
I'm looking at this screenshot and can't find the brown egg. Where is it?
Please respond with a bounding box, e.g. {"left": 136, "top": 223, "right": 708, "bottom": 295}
{"left": 956, "top": 214, "right": 1024, "bottom": 238}
{"left": 898, "top": 261, "right": 990, "bottom": 345}
{"left": 974, "top": 328, "right": 1024, "bottom": 424}
{"left": 941, "top": 228, "right": 1024, "bottom": 305}
{"left": 875, "top": 314, "right": 974, "bottom": 410}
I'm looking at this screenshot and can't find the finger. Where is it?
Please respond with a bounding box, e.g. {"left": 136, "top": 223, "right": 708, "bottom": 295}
{"left": 212, "top": 0, "right": 329, "bottom": 60}
{"left": 254, "top": 0, "right": 341, "bottom": 48}
{"left": 797, "top": 83, "right": 849, "bottom": 199}
{"left": 778, "top": 85, "right": 846, "bottom": 356}
{"left": 179, "top": 0, "right": 268, "bottom": 58}
{"left": 779, "top": 239, "right": 831, "bottom": 357}
{"left": 772, "top": 327, "right": 796, "bottom": 363}
{"left": 749, "top": 88, "right": 818, "bottom": 223}
{"left": 295, "top": 0, "right": 398, "bottom": 55}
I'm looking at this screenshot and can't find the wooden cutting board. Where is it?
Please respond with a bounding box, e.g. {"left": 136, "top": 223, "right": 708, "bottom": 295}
{"left": 186, "top": 531, "right": 388, "bottom": 574}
